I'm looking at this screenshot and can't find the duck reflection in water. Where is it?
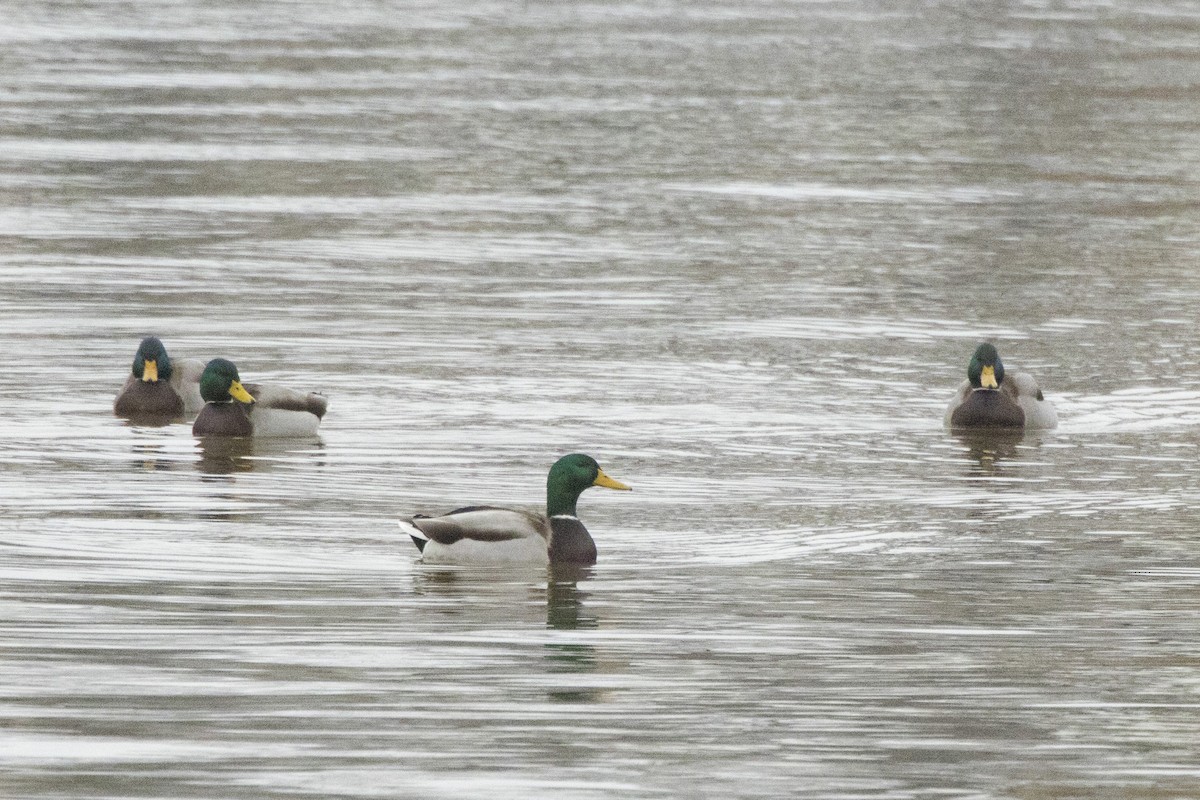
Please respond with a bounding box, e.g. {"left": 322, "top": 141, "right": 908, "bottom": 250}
{"left": 951, "top": 428, "right": 1026, "bottom": 478}
{"left": 195, "top": 437, "right": 327, "bottom": 477}
{"left": 120, "top": 411, "right": 186, "bottom": 429}
{"left": 545, "top": 566, "right": 604, "bottom": 704}
{"left": 127, "top": 437, "right": 176, "bottom": 473}
{"left": 408, "top": 564, "right": 598, "bottom": 631}
{"left": 546, "top": 565, "right": 597, "bottom": 631}
{"left": 196, "top": 436, "right": 257, "bottom": 476}
{"left": 410, "top": 565, "right": 607, "bottom": 703}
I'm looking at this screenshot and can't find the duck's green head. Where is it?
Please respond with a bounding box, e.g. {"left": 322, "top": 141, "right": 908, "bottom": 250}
{"left": 132, "top": 336, "right": 172, "bottom": 383}
{"left": 967, "top": 343, "right": 1005, "bottom": 389}
{"left": 199, "top": 358, "right": 256, "bottom": 404}
{"left": 546, "top": 453, "right": 631, "bottom": 517}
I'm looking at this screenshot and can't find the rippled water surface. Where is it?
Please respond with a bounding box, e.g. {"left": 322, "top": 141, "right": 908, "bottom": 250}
{"left": 3, "top": 1, "right": 1200, "bottom": 798}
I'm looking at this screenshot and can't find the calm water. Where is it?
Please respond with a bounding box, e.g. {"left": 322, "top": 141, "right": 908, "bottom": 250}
{"left": 3, "top": 1, "right": 1200, "bottom": 797}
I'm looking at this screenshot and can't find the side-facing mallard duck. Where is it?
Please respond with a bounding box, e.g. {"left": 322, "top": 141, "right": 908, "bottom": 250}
{"left": 945, "top": 343, "right": 1058, "bottom": 430}
{"left": 114, "top": 336, "right": 205, "bottom": 418}
{"left": 192, "top": 358, "right": 328, "bottom": 437}
{"left": 399, "top": 453, "right": 632, "bottom": 566}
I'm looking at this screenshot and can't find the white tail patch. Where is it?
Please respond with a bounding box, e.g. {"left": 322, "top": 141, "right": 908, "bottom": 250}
{"left": 397, "top": 519, "right": 428, "bottom": 541}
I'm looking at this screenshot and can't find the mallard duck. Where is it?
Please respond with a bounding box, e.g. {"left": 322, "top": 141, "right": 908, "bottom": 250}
{"left": 192, "top": 358, "right": 328, "bottom": 437}
{"left": 945, "top": 343, "right": 1058, "bottom": 430}
{"left": 114, "top": 336, "right": 205, "bottom": 418}
{"left": 399, "top": 453, "right": 632, "bottom": 566}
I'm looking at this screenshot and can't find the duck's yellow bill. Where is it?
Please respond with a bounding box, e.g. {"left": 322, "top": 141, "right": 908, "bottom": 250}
{"left": 594, "top": 468, "right": 631, "bottom": 491}
{"left": 980, "top": 365, "right": 998, "bottom": 389}
{"left": 142, "top": 359, "right": 159, "bottom": 383}
{"left": 229, "top": 380, "right": 255, "bottom": 404}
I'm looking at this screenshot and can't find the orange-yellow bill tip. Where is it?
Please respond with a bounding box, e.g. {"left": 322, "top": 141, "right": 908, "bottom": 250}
{"left": 142, "top": 359, "right": 159, "bottom": 383}
{"left": 980, "top": 365, "right": 998, "bottom": 389}
{"left": 594, "top": 468, "right": 631, "bottom": 491}
{"left": 228, "top": 380, "right": 255, "bottom": 404}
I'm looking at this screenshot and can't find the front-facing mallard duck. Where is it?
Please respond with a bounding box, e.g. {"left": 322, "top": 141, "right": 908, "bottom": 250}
{"left": 945, "top": 343, "right": 1057, "bottom": 430}
{"left": 399, "top": 453, "right": 632, "bottom": 566}
{"left": 114, "top": 336, "right": 205, "bottom": 418}
{"left": 192, "top": 358, "right": 328, "bottom": 437}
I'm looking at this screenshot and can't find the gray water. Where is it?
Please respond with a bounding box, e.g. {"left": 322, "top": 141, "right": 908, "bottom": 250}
{"left": 3, "top": 1, "right": 1200, "bottom": 798}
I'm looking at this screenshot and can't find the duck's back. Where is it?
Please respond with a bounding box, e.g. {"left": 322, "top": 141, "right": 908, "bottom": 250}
{"left": 1004, "top": 372, "right": 1058, "bottom": 430}
{"left": 170, "top": 358, "right": 207, "bottom": 415}
{"left": 242, "top": 383, "right": 327, "bottom": 437}
{"left": 246, "top": 383, "right": 328, "bottom": 418}
{"left": 403, "top": 506, "right": 551, "bottom": 565}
